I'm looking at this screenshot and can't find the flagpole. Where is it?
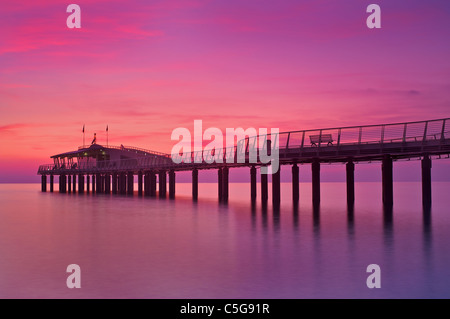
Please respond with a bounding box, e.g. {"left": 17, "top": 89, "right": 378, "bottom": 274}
{"left": 83, "top": 124, "right": 85, "bottom": 147}
{"left": 106, "top": 125, "right": 109, "bottom": 147}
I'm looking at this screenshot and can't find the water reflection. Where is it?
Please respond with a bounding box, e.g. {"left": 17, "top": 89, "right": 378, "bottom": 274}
{"left": 313, "top": 204, "right": 320, "bottom": 230}
{"left": 422, "top": 206, "right": 432, "bottom": 261}
{"left": 292, "top": 203, "right": 299, "bottom": 231}
{"left": 272, "top": 207, "right": 280, "bottom": 233}
{"left": 383, "top": 205, "right": 394, "bottom": 250}
{"left": 347, "top": 204, "right": 355, "bottom": 237}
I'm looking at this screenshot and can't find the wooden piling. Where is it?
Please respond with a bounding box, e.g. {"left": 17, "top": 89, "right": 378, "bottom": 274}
{"left": 292, "top": 163, "right": 299, "bottom": 204}
{"left": 250, "top": 166, "right": 257, "bottom": 202}
{"left": 422, "top": 154, "right": 432, "bottom": 208}
{"left": 312, "top": 159, "right": 320, "bottom": 206}
{"left": 382, "top": 155, "right": 393, "bottom": 206}
{"left": 346, "top": 159, "right": 355, "bottom": 206}
{"left": 261, "top": 170, "right": 268, "bottom": 202}
{"left": 159, "top": 171, "right": 166, "bottom": 198}
{"left": 272, "top": 166, "right": 281, "bottom": 207}
{"left": 169, "top": 170, "right": 175, "bottom": 199}
{"left": 192, "top": 169, "right": 198, "bottom": 200}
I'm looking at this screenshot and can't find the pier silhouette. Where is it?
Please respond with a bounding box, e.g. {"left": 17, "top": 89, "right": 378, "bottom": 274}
{"left": 38, "top": 118, "right": 450, "bottom": 208}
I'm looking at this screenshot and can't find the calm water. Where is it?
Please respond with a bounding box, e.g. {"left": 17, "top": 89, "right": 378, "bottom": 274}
{"left": 0, "top": 182, "right": 450, "bottom": 299}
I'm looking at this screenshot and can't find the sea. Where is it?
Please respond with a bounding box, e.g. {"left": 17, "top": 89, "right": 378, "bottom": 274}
{"left": 0, "top": 182, "right": 449, "bottom": 299}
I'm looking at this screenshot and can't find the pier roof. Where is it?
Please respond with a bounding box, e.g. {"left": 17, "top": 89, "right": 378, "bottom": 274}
{"left": 50, "top": 144, "right": 170, "bottom": 159}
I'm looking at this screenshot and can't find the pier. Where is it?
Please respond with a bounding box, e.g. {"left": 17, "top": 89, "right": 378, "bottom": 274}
{"left": 38, "top": 118, "right": 450, "bottom": 208}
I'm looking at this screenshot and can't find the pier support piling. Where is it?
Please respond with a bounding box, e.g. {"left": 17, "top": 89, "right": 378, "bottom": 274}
{"left": 86, "top": 175, "right": 90, "bottom": 193}
{"left": 68, "top": 175, "right": 72, "bottom": 193}
{"left": 192, "top": 169, "right": 198, "bottom": 201}
{"left": 346, "top": 159, "right": 355, "bottom": 206}
{"left": 292, "top": 163, "right": 299, "bottom": 204}
{"left": 422, "top": 155, "right": 432, "bottom": 208}
{"left": 72, "top": 175, "right": 76, "bottom": 193}
{"left": 261, "top": 169, "right": 268, "bottom": 203}
{"left": 218, "top": 168, "right": 223, "bottom": 201}
{"left": 222, "top": 167, "right": 229, "bottom": 202}
{"left": 250, "top": 166, "right": 257, "bottom": 202}
{"left": 144, "top": 172, "right": 150, "bottom": 196}
{"left": 96, "top": 174, "right": 102, "bottom": 194}
{"left": 60, "top": 174, "right": 66, "bottom": 193}
{"left": 159, "top": 171, "right": 166, "bottom": 198}
{"left": 127, "top": 172, "right": 134, "bottom": 195}
{"left": 312, "top": 159, "right": 320, "bottom": 206}
{"left": 169, "top": 170, "right": 175, "bottom": 199}
{"left": 119, "top": 173, "right": 126, "bottom": 195}
{"left": 41, "top": 175, "right": 47, "bottom": 192}
{"left": 382, "top": 155, "right": 393, "bottom": 206}
{"left": 105, "top": 174, "right": 110, "bottom": 194}
{"left": 92, "top": 174, "right": 96, "bottom": 193}
{"left": 150, "top": 171, "right": 157, "bottom": 197}
{"left": 78, "top": 174, "right": 84, "bottom": 194}
{"left": 138, "top": 171, "right": 143, "bottom": 196}
{"left": 272, "top": 166, "right": 281, "bottom": 207}
{"left": 50, "top": 175, "right": 54, "bottom": 193}
{"left": 112, "top": 173, "right": 117, "bottom": 194}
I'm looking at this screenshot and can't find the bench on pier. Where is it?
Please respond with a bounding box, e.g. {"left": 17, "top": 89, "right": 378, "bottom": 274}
{"left": 310, "top": 134, "right": 333, "bottom": 146}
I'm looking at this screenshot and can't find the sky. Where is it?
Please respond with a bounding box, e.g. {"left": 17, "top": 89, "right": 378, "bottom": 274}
{"left": 1, "top": 0, "right": 450, "bottom": 182}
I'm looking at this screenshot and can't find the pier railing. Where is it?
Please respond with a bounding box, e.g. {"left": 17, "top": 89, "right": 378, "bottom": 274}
{"left": 171, "top": 118, "right": 450, "bottom": 163}
{"left": 38, "top": 118, "right": 450, "bottom": 174}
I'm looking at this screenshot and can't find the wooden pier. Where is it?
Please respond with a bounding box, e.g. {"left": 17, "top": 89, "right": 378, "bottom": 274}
{"left": 38, "top": 118, "right": 450, "bottom": 208}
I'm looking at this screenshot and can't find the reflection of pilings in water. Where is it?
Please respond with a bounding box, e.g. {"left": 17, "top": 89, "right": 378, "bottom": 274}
{"left": 272, "top": 206, "right": 280, "bottom": 233}
{"left": 261, "top": 201, "right": 268, "bottom": 230}
{"left": 383, "top": 205, "right": 394, "bottom": 248}
{"left": 383, "top": 205, "right": 393, "bottom": 226}
{"left": 313, "top": 204, "right": 320, "bottom": 230}
{"left": 421, "top": 205, "right": 434, "bottom": 296}
{"left": 347, "top": 204, "right": 355, "bottom": 235}
{"left": 422, "top": 206, "right": 432, "bottom": 259}
{"left": 293, "top": 203, "right": 299, "bottom": 231}
{"left": 251, "top": 201, "right": 257, "bottom": 231}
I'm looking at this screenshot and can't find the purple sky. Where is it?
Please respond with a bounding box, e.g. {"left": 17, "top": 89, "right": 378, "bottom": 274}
{"left": 1, "top": 0, "right": 450, "bottom": 182}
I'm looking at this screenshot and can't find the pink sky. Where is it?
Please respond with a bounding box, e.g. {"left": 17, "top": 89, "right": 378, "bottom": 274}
{"left": 1, "top": 0, "right": 450, "bottom": 182}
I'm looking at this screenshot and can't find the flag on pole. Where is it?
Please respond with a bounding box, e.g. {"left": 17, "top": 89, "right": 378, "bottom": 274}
{"left": 106, "top": 125, "right": 108, "bottom": 132}
{"left": 82, "top": 124, "right": 85, "bottom": 133}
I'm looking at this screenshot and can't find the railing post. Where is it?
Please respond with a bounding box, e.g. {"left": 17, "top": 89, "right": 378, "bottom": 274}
{"left": 403, "top": 123, "right": 407, "bottom": 143}
{"left": 318, "top": 129, "right": 323, "bottom": 148}
{"left": 316, "top": 130, "right": 322, "bottom": 156}
{"left": 337, "top": 128, "right": 341, "bottom": 147}
{"left": 358, "top": 126, "right": 362, "bottom": 145}
{"left": 441, "top": 119, "right": 446, "bottom": 141}
{"left": 300, "top": 131, "right": 305, "bottom": 154}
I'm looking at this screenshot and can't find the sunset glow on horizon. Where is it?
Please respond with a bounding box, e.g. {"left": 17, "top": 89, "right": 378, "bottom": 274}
{"left": 1, "top": 0, "right": 450, "bottom": 182}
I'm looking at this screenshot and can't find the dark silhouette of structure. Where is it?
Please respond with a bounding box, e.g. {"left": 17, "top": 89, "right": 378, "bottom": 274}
{"left": 38, "top": 118, "right": 450, "bottom": 208}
